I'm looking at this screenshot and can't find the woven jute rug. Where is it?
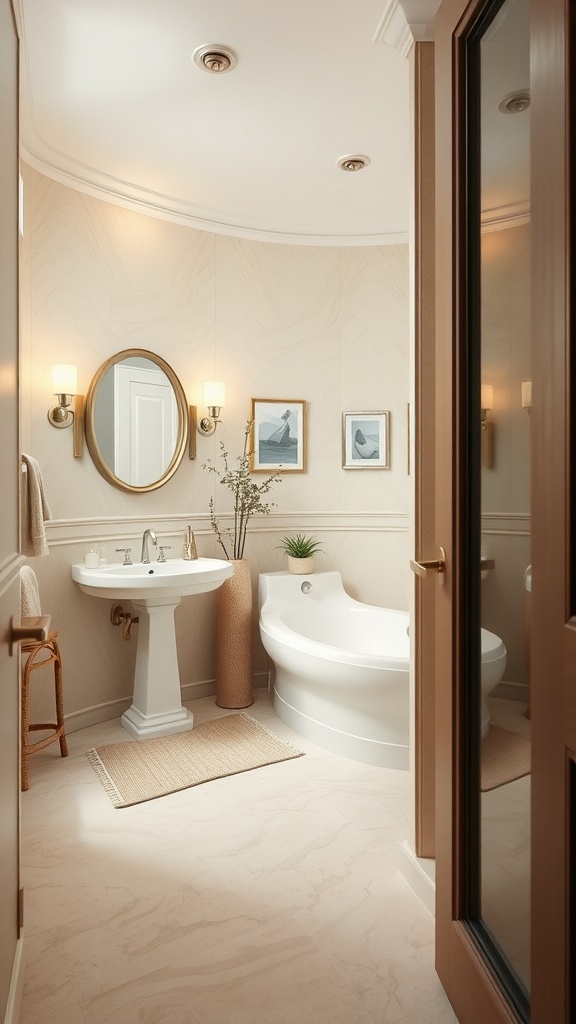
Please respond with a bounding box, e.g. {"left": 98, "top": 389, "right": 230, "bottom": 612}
{"left": 87, "top": 713, "right": 304, "bottom": 808}
{"left": 481, "top": 724, "right": 531, "bottom": 792}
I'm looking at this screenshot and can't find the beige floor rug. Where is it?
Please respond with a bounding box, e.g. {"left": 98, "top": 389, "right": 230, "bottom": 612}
{"left": 481, "top": 724, "right": 531, "bottom": 792}
{"left": 86, "top": 713, "right": 304, "bottom": 808}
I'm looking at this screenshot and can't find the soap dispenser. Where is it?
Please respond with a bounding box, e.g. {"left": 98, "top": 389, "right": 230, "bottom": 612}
{"left": 183, "top": 526, "right": 198, "bottom": 560}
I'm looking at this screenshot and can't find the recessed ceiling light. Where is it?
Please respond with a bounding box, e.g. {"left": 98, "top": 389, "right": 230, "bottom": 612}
{"left": 192, "top": 44, "right": 238, "bottom": 74}
{"left": 498, "top": 91, "right": 530, "bottom": 114}
{"left": 337, "top": 155, "right": 371, "bottom": 172}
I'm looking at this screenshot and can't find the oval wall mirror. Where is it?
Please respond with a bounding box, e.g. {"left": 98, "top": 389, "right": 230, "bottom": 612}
{"left": 85, "top": 349, "right": 189, "bottom": 493}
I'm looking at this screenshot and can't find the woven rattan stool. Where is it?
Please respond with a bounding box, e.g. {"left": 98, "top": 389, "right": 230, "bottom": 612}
{"left": 20, "top": 566, "right": 68, "bottom": 791}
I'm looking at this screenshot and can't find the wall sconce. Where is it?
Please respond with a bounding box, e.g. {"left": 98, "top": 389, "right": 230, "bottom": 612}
{"left": 481, "top": 383, "right": 494, "bottom": 469}
{"left": 521, "top": 380, "right": 532, "bottom": 413}
{"left": 47, "top": 363, "right": 84, "bottom": 457}
{"left": 197, "top": 380, "right": 225, "bottom": 436}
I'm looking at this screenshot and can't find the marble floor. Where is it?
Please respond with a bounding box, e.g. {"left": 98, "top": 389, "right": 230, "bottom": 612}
{"left": 20, "top": 689, "right": 458, "bottom": 1024}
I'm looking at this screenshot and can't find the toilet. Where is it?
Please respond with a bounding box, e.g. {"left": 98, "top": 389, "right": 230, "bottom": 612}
{"left": 481, "top": 627, "right": 507, "bottom": 737}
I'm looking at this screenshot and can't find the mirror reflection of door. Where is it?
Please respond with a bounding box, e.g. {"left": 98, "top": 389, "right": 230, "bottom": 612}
{"left": 478, "top": 0, "right": 531, "bottom": 1000}
{"left": 86, "top": 349, "right": 188, "bottom": 493}
{"left": 114, "top": 361, "right": 178, "bottom": 486}
{"left": 475, "top": 0, "right": 528, "bottom": 999}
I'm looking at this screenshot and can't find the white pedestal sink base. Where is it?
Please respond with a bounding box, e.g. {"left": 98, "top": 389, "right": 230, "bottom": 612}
{"left": 121, "top": 704, "right": 194, "bottom": 739}
{"left": 123, "top": 596, "right": 192, "bottom": 740}
{"left": 71, "top": 557, "right": 234, "bottom": 740}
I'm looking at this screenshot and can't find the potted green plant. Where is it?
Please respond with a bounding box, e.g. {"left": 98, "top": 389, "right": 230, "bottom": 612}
{"left": 276, "top": 534, "right": 323, "bottom": 575}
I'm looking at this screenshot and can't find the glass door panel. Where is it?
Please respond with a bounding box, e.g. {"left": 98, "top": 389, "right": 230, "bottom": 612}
{"left": 475, "top": 0, "right": 531, "bottom": 1008}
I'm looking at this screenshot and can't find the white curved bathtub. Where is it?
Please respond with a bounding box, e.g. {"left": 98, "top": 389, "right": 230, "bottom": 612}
{"left": 258, "top": 570, "right": 410, "bottom": 769}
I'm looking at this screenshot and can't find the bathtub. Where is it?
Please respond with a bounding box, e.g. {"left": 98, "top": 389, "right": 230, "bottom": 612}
{"left": 258, "top": 570, "right": 410, "bottom": 769}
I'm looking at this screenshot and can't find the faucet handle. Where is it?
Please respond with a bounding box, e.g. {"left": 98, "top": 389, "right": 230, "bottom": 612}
{"left": 157, "top": 546, "right": 171, "bottom": 563}
{"left": 115, "top": 548, "right": 132, "bottom": 565}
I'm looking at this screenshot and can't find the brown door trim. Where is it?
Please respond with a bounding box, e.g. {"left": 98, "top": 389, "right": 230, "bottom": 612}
{"left": 435, "top": 0, "right": 480, "bottom": 972}
{"left": 412, "top": 39, "right": 437, "bottom": 860}
{"left": 530, "top": 0, "right": 570, "bottom": 1018}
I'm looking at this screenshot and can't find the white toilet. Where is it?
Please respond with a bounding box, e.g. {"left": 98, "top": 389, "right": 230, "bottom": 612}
{"left": 480, "top": 628, "right": 507, "bottom": 737}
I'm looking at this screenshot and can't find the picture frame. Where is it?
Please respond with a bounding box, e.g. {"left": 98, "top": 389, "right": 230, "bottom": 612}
{"left": 342, "top": 411, "right": 390, "bottom": 469}
{"left": 250, "top": 399, "right": 306, "bottom": 472}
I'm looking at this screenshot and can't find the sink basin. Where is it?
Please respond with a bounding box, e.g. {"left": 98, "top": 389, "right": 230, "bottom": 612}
{"left": 71, "top": 557, "right": 233, "bottom": 601}
{"left": 71, "top": 556, "right": 233, "bottom": 739}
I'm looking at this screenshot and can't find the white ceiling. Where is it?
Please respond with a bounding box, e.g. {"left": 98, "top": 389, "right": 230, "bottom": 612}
{"left": 18, "top": 0, "right": 433, "bottom": 245}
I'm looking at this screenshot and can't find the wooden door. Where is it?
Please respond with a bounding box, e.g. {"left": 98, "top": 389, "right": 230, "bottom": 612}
{"left": 0, "top": 1, "right": 24, "bottom": 1020}
{"left": 434, "top": 0, "right": 571, "bottom": 1020}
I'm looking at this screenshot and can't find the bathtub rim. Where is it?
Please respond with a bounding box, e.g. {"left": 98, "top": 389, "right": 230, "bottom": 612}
{"left": 259, "top": 606, "right": 410, "bottom": 672}
{"left": 258, "top": 569, "right": 410, "bottom": 671}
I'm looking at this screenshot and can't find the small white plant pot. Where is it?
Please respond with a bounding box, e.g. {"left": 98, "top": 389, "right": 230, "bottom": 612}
{"left": 288, "top": 556, "right": 315, "bottom": 575}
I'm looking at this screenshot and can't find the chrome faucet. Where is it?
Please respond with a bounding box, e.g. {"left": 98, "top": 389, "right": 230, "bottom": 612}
{"left": 141, "top": 529, "right": 158, "bottom": 564}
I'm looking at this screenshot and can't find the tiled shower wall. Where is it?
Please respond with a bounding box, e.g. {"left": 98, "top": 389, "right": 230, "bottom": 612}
{"left": 19, "top": 165, "right": 411, "bottom": 727}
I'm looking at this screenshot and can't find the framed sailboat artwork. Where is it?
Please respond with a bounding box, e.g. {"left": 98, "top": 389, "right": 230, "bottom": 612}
{"left": 250, "top": 399, "right": 306, "bottom": 472}
{"left": 342, "top": 411, "right": 390, "bottom": 469}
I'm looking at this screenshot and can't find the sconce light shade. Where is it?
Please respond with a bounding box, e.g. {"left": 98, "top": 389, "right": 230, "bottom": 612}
{"left": 521, "top": 380, "right": 532, "bottom": 409}
{"left": 197, "top": 380, "right": 226, "bottom": 437}
{"left": 52, "top": 363, "right": 77, "bottom": 396}
{"left": 480, "top": 383, "right": 495, "bottom": 469}
{"left": 48, "top": 362, "right": 84, "bottom": 457}
{"left": 203, "top": 380, "right": 225, "bottom": 409}
{"left": 480, "top": 384, "right": 494, "bottom": 412}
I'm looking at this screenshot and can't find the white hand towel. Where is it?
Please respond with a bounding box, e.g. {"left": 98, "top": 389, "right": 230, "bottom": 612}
{"left": 21, "top": 454, "right": 52, "bottom": 557}
{"left": 20, "top": 565, "right": 42, "bottom": 617}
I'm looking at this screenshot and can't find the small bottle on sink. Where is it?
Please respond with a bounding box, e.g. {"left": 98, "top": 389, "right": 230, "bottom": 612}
{"left": 182, "top": 526, "right": 198, "bottom": 560}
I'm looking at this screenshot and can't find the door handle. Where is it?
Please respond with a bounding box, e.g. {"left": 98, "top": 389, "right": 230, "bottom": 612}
{"left": 410, "top": 547, "right": 447, "bottom": 585}
{"left": 10, "top": 615, "right": 51, "bottom": 653}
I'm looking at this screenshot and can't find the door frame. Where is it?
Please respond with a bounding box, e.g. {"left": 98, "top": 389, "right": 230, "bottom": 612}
{"left": 434, "top": 1, "right": 515, "bottom": 1014}
{"left": 412, "top": 39, "right": 437, "bottom": 861}
{"left": 0, "top": 1, "right": 25, "bottom": 1021}
{"left": 434, "top": 0, "right": 571, "bottom": 1021}
{"left": 529, "top": 0, "right": 571, "bottom": 1019}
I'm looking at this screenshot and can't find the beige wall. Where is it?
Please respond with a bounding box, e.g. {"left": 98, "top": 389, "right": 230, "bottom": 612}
{"left": 481, "top": 222, "right": 531, "bottom": 693}
{"left": 20, "top": 165, "right": 411, "bottom": 728}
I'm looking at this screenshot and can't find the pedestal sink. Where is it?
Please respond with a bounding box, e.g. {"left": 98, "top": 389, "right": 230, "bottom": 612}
{"left": 71, "top": 558, "right": 233, "bottom": 739}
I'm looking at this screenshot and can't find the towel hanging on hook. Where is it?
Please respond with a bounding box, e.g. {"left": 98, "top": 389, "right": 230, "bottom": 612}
{"left": 20, "top": 454, "right": 52, "bottom": 557}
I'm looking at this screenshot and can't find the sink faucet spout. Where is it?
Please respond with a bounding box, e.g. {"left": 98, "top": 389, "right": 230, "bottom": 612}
{"left": 141, "top": 529, "right": 158, "bottom": 564}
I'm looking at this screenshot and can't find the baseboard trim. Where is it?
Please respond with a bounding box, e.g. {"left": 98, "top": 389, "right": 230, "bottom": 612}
{"left": 62, "top": 674, "right": 269, "bottom": 734}
{"left": 64, "top": 696, "right": 133, "bottom": 733}
{"left": 4, "top": 935, "right": 25, "bottom": 1024}
{"left": 399, "top": 839, "right": 436, "bottom": 916}
{"left": 493, "top": 680, "right": 529, "bottom": 702}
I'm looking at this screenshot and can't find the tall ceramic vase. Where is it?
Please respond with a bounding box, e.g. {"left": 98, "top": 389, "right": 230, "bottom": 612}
{"left": 215, "top": 558, "right": 254, "bottom": 708}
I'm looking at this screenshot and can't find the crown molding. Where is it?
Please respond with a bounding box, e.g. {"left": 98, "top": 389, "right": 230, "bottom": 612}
{"left": 374, "top": 0, "right": 413, "bottom": 58}
{"left": 397, "top": 1, "right": 440, "bottom": 41}
{"left": 374, "top": 1, "right": 439, "bottom": 55}
{"left": 21, "top": 147, "right": 408, "bottom": 249}
{"left": 481, "top": 198, "right": 531, "bottom": 232}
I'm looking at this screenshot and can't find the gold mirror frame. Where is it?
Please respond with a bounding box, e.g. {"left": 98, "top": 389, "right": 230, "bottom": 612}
{"left": 85, "top": 349, "right": 189, "bottom": 493}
